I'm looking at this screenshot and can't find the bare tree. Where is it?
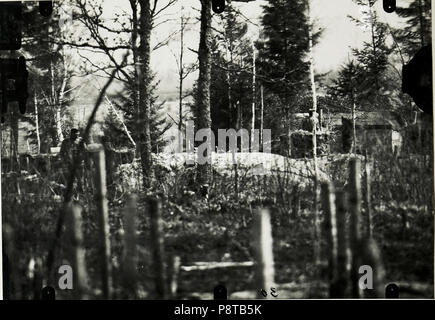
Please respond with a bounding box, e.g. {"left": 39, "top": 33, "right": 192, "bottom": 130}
{"left": 306, "top": 0, "right": 321, "bottom": 272}
{"left": 66, "top": 0, "right": 176, "bottom": 189}
{"left": 195, "top": 0, "right": 213, "bottom": 184}
{"left": 170, "top": 9, "right": 196, "bottom": 152}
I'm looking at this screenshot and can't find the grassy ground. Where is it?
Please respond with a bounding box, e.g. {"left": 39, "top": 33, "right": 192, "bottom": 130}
{"left": 2, "top": 151, "right": 433, "bottom": 299}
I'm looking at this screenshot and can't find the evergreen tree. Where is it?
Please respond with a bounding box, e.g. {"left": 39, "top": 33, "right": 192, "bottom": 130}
{"left": 395, "top": 0, "right": 431, "bottom": 59}
{"left": 329, "top": 60, "right": 362, "bottom": 107}
{"left": 349, "top": 0, "right": 393, "bottom": 110}
{"left": 104, "top": 74, "right": 171, "bottom": 154}
{"left": 209, "top": 1, "right": 253, "bottom": 134}
{"left": 256, "top": 0, "right": 317, "bottom": 152}
{"left": 256, "top": 0, "right": 316, "bottom": 102}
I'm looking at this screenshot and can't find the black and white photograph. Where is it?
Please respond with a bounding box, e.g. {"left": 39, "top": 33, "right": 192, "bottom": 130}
{"left": 0, "top": 0, "right": 433, "bottom": 300}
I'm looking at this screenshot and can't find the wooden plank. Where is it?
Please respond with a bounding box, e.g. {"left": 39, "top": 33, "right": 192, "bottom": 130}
{"left": 180, "top": 261, "right": 254, "bottom": 272}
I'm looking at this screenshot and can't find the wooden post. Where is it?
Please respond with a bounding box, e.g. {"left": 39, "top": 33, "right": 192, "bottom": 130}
{"left": 168, "top": 255, "right": 181, "bottom": 299}
{"left": 93, "top": 147, "right": 112, "bottom": 299}
{"left": 252, "top": 208, "right": 275, "bottom": 299}
{"left": 3, "top": 224, "right": 17, "bottom": 299}
{"left": 349, "top": 158, "right": 362, "bottom": 298}
{"left": 321, "top": 182, "right": 337, "bottom": 298}
{"left": 67, "top": 203, "right": 89, "bottom": 299}
{"left": 122, "top": 194, "right": 138, "bottom": 298}
{"left": 334, "top": 191, "right": 348, "bottom": 298}
{"left": 31, "top": 257, "right": 43, "bottom": 300}
{"left": 149, "top": 198, "right": 167, "bottom": 299}
{"left": 359, "top": 238, "right": 386, "bottom": 298}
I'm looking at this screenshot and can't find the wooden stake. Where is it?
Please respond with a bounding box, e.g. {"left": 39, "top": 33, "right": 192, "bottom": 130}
{"left": 67, "top": 203, "right": 89, "bottom": 299}
{"left": 334, "top": 191, "right": 348, "bottom": 298}
{"left": 359, "top": 238, "right": 386, "bottom": 298}
{"left": 321, "top": 182, "right": 337, "bottom": 298}
{"left": 3, "top": 224, "right": 17, "bottom": 299}
{"left": 168, "top": 255, "right": 181, "bottom": 299}
{"left": 252, "top": 208, "right": 275, "bottom": 299}
{"left": 149, "top": 198, "right": 167, "bottom": 299}
{"left": 93, "top": 147, "right": 112, "bottom": 299}
{"left": 122, "top": 194, "right": 138, "bottom": 298}
{"left": 349, "top": 158, "right": 362, "bottom": 298}
{"left": 31, "top": 257, "right": 43, "bottom": 300}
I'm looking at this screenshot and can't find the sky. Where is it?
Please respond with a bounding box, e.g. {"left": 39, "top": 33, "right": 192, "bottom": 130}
{"left": 148, "top": 0, "right": 406, "bottom": 96}
{"left": 64, "top": 0, "right": 411, "bottom": 119}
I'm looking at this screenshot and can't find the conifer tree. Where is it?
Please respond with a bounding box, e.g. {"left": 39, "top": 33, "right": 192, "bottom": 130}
{"left": 395, "top": 0, "right": 431, "bottom": 59}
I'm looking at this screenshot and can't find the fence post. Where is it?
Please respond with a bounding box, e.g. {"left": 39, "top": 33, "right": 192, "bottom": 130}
{"left": 360, "top": 238, "right": 386, "bottom": 298}
{"left": 349, "top": 158, "right": 362, "bottom": 298}
{"left": 3, "top": 223, "right": 17, "bottom": 299}
{"left": 67, "top": 203, "right": 89, "bottom": 299}
{"left": 252, "top": 208, "right": 275, "bottom": 299}
{"left": 168, "top": 255, "right": 181, "bottom": 299}
{"left": 321, "top": 182, "right": 338, "bottom": 298}
{"left": 335, "top": 191, "right": 348, "bottom": 298}
{"left": 122, "top": 194, "right": 138, "bottom": 299}
{"left": 149, "top": 198, "right": 167, "bottom": 299}
{"left": 93, "top": 146, "right": 112, "bottom": 299}
{"left": 31, "top": 257, "right": 43, "bottom": 300}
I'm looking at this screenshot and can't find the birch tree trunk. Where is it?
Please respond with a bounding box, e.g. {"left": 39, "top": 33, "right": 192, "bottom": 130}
{"left": 307, "top": 0, "right": 321, "bottom": 268}
{"left": 226, "top": 42, "right": 234, "bottom": 129}
{"left": 178, "top": 13, "right": 186, "bottom": 152}
{"left": 251, "top": 41, "right": 256, "bottom": 150}
{"left": 34, "top": 92, "right": 41, "bottom": 154}
{"left": 51, "top": 61, "right": 63, "bottom": 144}
{"left": 57, "top": 56, "right": 69, "bottom": 143}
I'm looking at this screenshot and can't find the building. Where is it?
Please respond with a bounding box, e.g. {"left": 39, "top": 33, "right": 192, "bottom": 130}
{"left": 327, "top": 111, "right": 405, "bottom": 155}
{"left": 288, "top": 110, "right": 407, "bottom": 157}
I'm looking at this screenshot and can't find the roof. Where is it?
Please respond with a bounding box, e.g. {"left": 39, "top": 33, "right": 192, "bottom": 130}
{"left": 325, "top": 111, "right": 404, "bottom": 130}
